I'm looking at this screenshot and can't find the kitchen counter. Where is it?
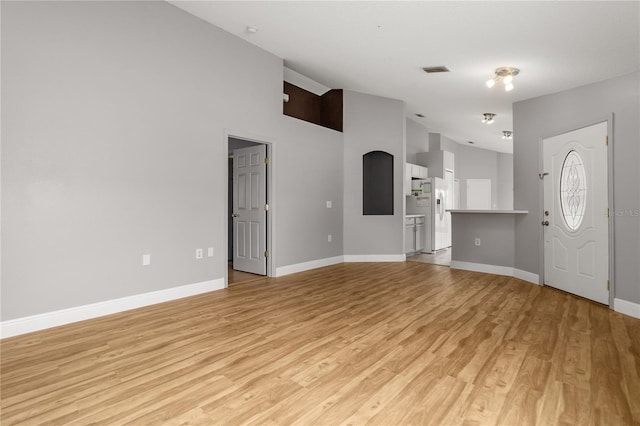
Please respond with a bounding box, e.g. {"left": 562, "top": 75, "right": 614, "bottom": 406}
{"left": 405, "top": 214, "right": 426, "bottom": 218}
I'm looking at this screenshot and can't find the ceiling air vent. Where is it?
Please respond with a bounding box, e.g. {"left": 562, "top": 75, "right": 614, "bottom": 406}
{"left": 422, "top": 66, "right": 450, "bottom": 74}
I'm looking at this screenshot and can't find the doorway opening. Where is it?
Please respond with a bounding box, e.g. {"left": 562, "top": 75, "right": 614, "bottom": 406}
{"left": 227, "top": 136, "right": 271, "bottom": 285}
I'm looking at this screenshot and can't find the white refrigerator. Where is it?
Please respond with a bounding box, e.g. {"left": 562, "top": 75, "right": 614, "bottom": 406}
{"left": 406, "top": 177, "right": 451, "bottom": 252}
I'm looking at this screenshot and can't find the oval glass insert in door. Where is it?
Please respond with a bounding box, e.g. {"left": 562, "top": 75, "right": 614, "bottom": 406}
{"left": 559, "top": 150, "right": 587, "bottom": 231}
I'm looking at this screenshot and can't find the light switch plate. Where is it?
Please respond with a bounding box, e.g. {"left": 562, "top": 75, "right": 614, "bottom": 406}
{"left": 326, "top": 201, "right": 332, "bottom": 208}
{"left": 142, "top": 254, "right": 151, "bottom": 266}
{"left": 207, "top": 247, "right": 214, "bottom": 257}
{"left": 196, "top": 248, "right": 203, "bottom": 259}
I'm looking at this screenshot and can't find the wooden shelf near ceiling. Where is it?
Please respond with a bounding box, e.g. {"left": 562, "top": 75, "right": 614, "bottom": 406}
{"left": 283, "top": 81, "right": 343, "bottom": 132}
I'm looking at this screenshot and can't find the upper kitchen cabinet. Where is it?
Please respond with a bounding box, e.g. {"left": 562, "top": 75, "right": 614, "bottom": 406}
{"left": 405, "top": 163, "right": 428, "bottom": 195}
{"left": 416, "top": 150, "right": 454, "bottom": 178}
{"left": 411, "top": 164, "right": 428, "bottom": 179}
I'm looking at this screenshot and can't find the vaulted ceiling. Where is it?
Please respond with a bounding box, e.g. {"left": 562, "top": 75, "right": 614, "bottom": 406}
{"left": 170, "top": 1, "right": 639, "bottom": 153}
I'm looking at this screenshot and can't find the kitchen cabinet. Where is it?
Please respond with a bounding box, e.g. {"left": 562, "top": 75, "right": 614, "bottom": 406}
{"left": 405, "top": 163, "right": 429, "bottom": 195}
{"left": 405, "top": 164, "right": 413, "bottom": 196}
{"left": 405, "top": 216, "right": 425, "bottom": 253}
{"left": 411, "top": 164, "right": 428, "bottom": 179}
{"left": 415, "top": 221, "right": 424, "bottom": 251}
{"left": 404, "top": 220, "right": 414, "bottom": 252}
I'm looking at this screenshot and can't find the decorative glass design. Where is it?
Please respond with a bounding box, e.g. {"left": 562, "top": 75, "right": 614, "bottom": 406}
{"left": 560, "top": 150, "right": 587, "bottom": 231}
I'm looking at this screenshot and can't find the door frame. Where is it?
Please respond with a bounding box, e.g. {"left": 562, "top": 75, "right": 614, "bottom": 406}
{"left": 224, "top": 130, "right": 276, "bottom": 287}
{"left": 537, "top": 115, "right": 615, "bottom": 307}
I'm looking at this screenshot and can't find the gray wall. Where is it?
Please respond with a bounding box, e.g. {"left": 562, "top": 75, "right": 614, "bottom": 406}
{"left": 451, "top": 214, "right": 515, "bottom": 267}
{"left": 405, "top": 118, "right": 430, "bottom": 163}
{"left": 277, "top": 117, "right": 344, "bottom": 265}
{"left": 1, "top": 1, "right": 344, "bottom": 320}
{"left": 436, "top": 135, "right": 513, "bottom": 210}
{"left": 343, "top": 91, "right": 405, "bottom": 256}
{"left": 497, "top": 153, "right": 514, "bottom": 210}
{"left": 513, "top": 71, "right": 639, "bottom": 304}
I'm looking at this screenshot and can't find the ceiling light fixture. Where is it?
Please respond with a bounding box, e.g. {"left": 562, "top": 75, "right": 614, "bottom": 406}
{"left": 502, "top": 131, "right": 513, "bottom": 140}
{"left": 482, "top": 113, "right": 496, "bottom": 124}
{"left": 246, "top": 26, "right": 258, "bottom": 34}
{"left": 486, "top": 67, "right": 520, "bottom": 92}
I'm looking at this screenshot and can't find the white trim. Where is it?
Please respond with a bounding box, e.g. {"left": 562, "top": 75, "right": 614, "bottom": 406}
{"left": 344, "top": 254, "right": 406, "bottom": 262}
{"left": 514, "top": 268, "right": 541, "bottom": 285}
{"left": 224, "top": 130, "right": 277, "bottom": 281}
{"left": 450, "top": 261, "right": 542, "bottom": 285}
{"left": 614, "top": 298, "right": 640, "bottom": 319}
{"left": 275, "top": 256, "right": 344, "bottom": 277}
{"left": 450, "top": 260, "right": 513, "bottom": 277}
{"left": 0, "top": 279, "right": 225, "bottom": 339}
{"left": 283, "top": 67, "right": 330, "bottom": 95}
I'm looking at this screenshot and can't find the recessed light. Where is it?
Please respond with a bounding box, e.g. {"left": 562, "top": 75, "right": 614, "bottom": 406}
{"left": 415, "top": 113, "right": 425, "bottom": 118}
{"left": 246, "top": 26, "right": 258, "bottom": 34}
{"left": 467, "top": 141, "right": 475, "bottom": 144}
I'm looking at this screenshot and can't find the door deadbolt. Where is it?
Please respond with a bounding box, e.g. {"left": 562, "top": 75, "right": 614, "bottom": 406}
{"left": 544, "top": 211, "right": 550, "bottom": 216}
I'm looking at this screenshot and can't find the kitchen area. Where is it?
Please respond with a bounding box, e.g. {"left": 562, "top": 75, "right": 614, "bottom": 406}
{"left": 405, "top": 149, "right": 455, "bottom": 265}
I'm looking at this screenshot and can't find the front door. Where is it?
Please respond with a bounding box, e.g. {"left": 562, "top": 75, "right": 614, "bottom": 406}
{"left": 542, "top": 122, "right": 609, "bottom": 304}
{"left": 233, "top": 144, "right": 267, "bottom": 275}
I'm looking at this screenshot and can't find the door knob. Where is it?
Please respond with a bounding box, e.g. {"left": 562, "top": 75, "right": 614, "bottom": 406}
{"left": 232, "top": 213, "right": 239, "bottom": 218}
{"left": 541, "top": 220, "right": 549, "bottom": 226}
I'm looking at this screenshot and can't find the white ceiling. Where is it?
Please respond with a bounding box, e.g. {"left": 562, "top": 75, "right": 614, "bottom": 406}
{"left": 170, "top": 1, "right": 639, "bottom": 154}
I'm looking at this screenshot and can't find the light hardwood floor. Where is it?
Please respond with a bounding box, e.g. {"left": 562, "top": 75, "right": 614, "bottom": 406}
{"left": 2, "top": 262, "right": 639, "bottom": 425}
{"left": 228, "top": 262, "right": 267, "bottom": 286}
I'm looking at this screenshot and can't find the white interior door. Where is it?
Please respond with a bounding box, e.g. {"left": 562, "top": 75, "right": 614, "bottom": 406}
{"left": 233, "top": 145, "right": 267, "bottom": 275}
{"left": 542, "top": 122, "right": 609, "bottom": 304}
{"left": 466, "top": 179, "right": 491, "bottom": 209}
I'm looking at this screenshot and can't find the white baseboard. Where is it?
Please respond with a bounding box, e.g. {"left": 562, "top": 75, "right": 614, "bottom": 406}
{"left": 450, "top": 261, "right": 541, "bottom": 285}
{"left": 514, "top": 268, "right": 541, "bottom": 285}
{"left": 343, "top": 254, "right": 406, "bottom": 262}
{"left": 0, "top": 279, "right": 225, "bottom": 339}
{"left": 450, "top": 260, "right": 513, "bottom": 276}
{"left": 614, "top": 298, "right": 640, "bottom": 319}
{"left": 276, "top": 254, "right": 406, "bottom": 278}
{"left": 275, "top": 256, "right": 344, "bottom": 277}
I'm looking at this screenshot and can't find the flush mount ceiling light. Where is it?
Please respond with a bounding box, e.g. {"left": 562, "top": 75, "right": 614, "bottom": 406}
{"left": 486, "top": 67, "right": 520, "bottom": 92}
{"left": 502, "top": 130, "right": 513, "bottom": 140}
{"left": 482, "top": 113, "right": 496, "bottom": 124}
{"left": 246, "top": 26, "right": 258, "bottom": 34}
